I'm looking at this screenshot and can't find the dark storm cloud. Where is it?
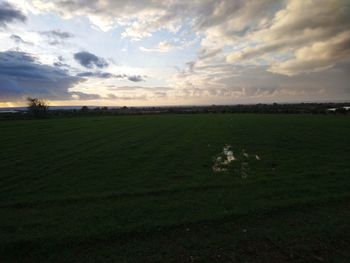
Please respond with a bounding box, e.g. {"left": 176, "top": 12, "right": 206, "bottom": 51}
{"left": 0, "top": 51, "right": 81, "bottom": 101}
{"left": 0, "top": 2, "right": 26, "bottom": 27}
{"left": 74, "top": 51, "right": 109, "bottom": 69}
{"left": 128, "top": 75, "right": 145, "bottom": 82}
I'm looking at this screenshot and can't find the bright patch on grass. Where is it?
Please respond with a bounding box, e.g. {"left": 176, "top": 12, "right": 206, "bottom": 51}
{"left": 212, "top": 146, "right": 261, "bottom": 179}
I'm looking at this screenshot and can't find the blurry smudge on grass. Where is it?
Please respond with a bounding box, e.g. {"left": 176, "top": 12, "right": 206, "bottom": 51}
{"left": 212, "top": 145, "right": 261, "bottom": 179}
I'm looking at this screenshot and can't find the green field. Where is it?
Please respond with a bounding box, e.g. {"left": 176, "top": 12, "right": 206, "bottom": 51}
{"left": 1, "top": 114, "right": 350, "bottom": 262}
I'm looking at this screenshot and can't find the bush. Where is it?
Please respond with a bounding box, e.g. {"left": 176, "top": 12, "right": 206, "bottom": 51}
{"left": 27, "top": 97, "right": 49, "bottom": 118}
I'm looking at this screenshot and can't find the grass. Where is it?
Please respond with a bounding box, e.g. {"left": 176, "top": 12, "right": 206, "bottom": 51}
{"left": 1, "top": 114, "right": 350, "bottom": 262}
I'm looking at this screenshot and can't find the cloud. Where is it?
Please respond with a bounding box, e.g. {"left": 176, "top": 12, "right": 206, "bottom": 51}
{"left": 102, "top": 85, "right": 172, "bottom": 101}
{"left": 10, "top": 34, "right": 32, "bottom": 45}
{"left": 76, "top": 72, "right": 146, "bottom": 81}
{"left": 269, "top": 31, "right": 350, "bottom": 76}
{"left": 108, "top": 86, "right": 172, "bottom": 91}
{"left": 225, "top": 0, "right": 350, "bottom": 75}
{"left": 105, "top": 90, "right": 170, "bottom": 101}
{"left": 29, "top": 0, "right": 185, "bottom": 38}
{"left": 128, "top": 75, "right": 145, "bottom": 82}
{"left": 28, "top": 0, "right": 350, "bottom": 80}
{"left": 0, "top": 1, "right": 26, "bottom": 27}
{"left": 170, "top": 61, "right": 350, "bottom": 102}
{"left": 0, "top": 50, "right": 81, "bottom": 101}
{"left": 70, "top": 91, "right": 101, "bottom": 100}
{"left": 40, "top": 29, "right": 74, "bottom": 45}
{"left": 140, "top": 41, "right": 178, "bottom": 53}
{"left": 74, "top": 51, "right": 109, "bottom": 69}
{"left": 76, "top": 71, "right": 115, "bottom": 79}
{"left": 198, "top": 48, "right": 222, "bottom": 60}
{"left": 29, "top": 0, "right": 278, "bottom": 41}
{"left": 42, "top": 29, "right": 74, "bottom": 39}
{"left": 52, "top": 56, "right": 71, "bottom": 68}
{"left": 53, "top": 61, "right": 70, "bottom": 68}
{"left": 106, "top": 93, "right": 147, "bottom": 100}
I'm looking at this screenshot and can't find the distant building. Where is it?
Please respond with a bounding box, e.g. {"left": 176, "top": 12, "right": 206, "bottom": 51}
{"left": 327, "top": 106, "right": 350, "bottom": 112}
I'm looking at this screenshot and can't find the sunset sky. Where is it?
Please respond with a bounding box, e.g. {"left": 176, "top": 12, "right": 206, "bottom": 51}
{"left": 0, "top": 0, "right": 349, "bottom": 107}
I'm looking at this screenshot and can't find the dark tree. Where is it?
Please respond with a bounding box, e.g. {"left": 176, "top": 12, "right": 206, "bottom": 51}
{"left": 80, "top": 106, "right": 89, "bottom": 112}
{"left": 27, "top": 97, "right": 49, "bottom": 117}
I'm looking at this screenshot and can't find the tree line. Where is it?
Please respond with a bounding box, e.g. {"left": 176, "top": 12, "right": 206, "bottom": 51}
{"left": 0, "top": 97, "right": 349, "bottom": 120}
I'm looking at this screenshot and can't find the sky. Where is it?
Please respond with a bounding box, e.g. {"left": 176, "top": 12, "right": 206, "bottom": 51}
{"left": 0, "top": 0, "right": 349, "bottom": 107}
